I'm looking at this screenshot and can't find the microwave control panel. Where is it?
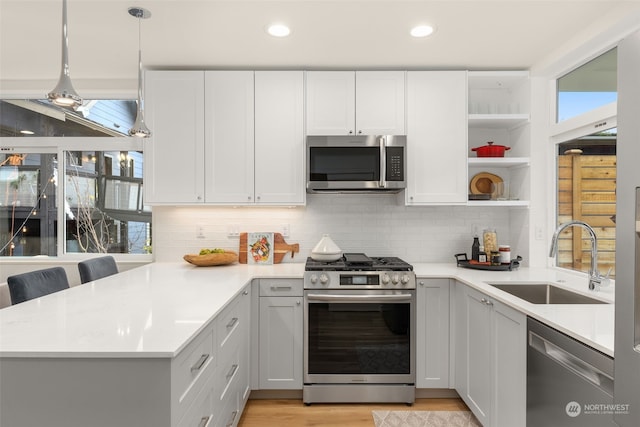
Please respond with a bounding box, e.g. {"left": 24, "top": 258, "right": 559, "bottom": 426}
{"left": 386, "top": 146, "right": 405, "bottom": 181}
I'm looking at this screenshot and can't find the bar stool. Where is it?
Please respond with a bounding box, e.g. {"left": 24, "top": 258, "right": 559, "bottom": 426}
{"left": 7, "top": 267, "right": 70, "bottom": 305}
{"left": 78, "top": 256, "right": 119, "bottom": 284}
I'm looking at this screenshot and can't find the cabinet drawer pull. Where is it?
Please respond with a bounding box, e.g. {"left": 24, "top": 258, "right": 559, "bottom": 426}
{"left": 226, "top": 410, "right": 238, "bottom": 427}
{"left": 270, "top": 285, "right": 293, "bottom": 291}
{"left": 226, "top": 317, "right": 238, "bottom": 329}
{"left": 226, "top": 364, "right": 239, "bottom": 381}
{"left": 190, "top": 354, "right": 210, "bottom": 373}
{"left": 198, "top": 415, "right": 212, "bottom": 427}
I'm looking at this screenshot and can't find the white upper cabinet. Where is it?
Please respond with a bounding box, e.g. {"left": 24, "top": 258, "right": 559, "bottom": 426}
{"left": 305, "top": 71, "right": 355, "bottom": 135}
{"left": 254, "top": 71, "right": 305, "bottom": 205}
{"left": 405, "top": 71, "right": 468, "bottom": 205}
{"left": 145, "top": 70, "right": 305, "bottom": 206}
{"left": 144, "top": 71, "right": 205, "bottom": 204}
{"left": 355, "top": 71, "right": 406, "bottom": 135}
{"left": 205, "top": 71, "right": 255, "bottom": 203}
{"left": 306, "top": 71, "right": 405, "bottom": 135}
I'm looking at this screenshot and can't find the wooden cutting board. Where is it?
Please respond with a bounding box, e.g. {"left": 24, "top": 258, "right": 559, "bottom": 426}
{"left": 239, "top": 232, "right": 300, "bottom": 264}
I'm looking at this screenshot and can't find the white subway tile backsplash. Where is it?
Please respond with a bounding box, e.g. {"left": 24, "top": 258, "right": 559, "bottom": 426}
{"left": 152, "top": 194, "right": 515, "bottom": 264}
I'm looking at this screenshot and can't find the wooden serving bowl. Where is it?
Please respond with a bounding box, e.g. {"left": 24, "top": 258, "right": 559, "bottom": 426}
{"left": 183, "top": 251, "right": 239, "bottom": 266}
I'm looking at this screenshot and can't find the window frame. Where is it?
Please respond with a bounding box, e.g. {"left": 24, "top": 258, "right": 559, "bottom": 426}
{"left": 0, "top": 136, "right": 150, "bottom": 262}
{"left": 547, "top": 47, "right": 618, "bottom": 274}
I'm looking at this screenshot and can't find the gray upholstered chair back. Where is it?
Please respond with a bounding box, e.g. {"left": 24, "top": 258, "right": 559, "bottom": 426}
{"left": 7, "top": 267, "right": 70, "bottom": 305}
{"left": 78, "top": 256, "right": 119, "bottom": 284}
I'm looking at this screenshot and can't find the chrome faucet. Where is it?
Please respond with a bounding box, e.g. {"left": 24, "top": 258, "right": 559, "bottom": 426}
{"left": 549, "top": 220, "right": 610, "bottom": 291}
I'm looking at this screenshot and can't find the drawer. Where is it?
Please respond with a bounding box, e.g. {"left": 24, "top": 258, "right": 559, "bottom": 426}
{"left": 177, "top": 381, "right": 215, "bottom": 427}
{"left": 217, "top": 298, "right": 246, "bottom": 359}
{"left": 216, "top": 349, "right": 241, "bottom": 402}
{"left": 172, "top": 324, "right": 216, "bottom": 425}
{"left": 259, "top": 278, "right": 303, "bottom": 297}
{"left": 213, "top": 390, "right": 240, "bottom": 427}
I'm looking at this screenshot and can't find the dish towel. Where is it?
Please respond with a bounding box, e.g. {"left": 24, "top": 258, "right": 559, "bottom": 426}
{"left": 372, "top": 410, "right": 481, "bottom": 427}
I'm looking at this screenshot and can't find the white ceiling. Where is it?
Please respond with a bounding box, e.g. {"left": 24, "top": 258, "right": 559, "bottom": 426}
{"left": 1, "top": 0, "right": 639, "bottom": 94}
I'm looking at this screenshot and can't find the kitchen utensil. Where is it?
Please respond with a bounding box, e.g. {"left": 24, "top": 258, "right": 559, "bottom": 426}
{"left": 311, "top": 234, "right": 341, "bottom": 253}
{"left": 310, "top": 234, "right": 342, "bottom": 262}
{"left": 239, "top": 232, "right": 299, "bottom": 264}
{"left": 470, "top": 172, "right": 503, "bottom": 195}
{"left": 183, "top": 251, "right": 239, "bottom": 266}
{"left": 471, "top": 141, "right": 511, "bottom": 157}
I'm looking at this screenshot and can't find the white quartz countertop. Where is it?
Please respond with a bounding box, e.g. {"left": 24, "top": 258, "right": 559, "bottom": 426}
{"left": 0, "top": 262, "right": 304, "bottom": 358}
{"left": 412, "top": 263, "right": 615, "bottom": 357}
{"left": 0, "top": 261, "right": 614, "bottom": 358}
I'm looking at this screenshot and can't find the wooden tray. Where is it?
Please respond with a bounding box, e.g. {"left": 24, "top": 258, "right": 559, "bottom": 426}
{"left": 183, "top": 251, "right": 239, "bottom": 267}
{"left": 454, "top": 253, "right": 521, "bottom": 271}
{"left": 239, "top": 232, "right": 299, "bottom": 264}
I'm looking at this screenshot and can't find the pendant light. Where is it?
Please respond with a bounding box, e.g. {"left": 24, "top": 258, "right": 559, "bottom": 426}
{"left": 128, "top": 7, "right": 152, "bottom": 138}
{"left": 47, "top": 0, "right": 82, "bottom": 108}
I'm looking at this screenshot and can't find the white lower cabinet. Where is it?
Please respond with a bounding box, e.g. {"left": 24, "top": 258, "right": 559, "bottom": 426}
{"left": 416, "top": 278, "right": 451, "bottom": 388}
{"left": 256, "top": 278, "right": 304, "bottom": 389}
{"left": 454, "top": 282, "right": 526, "bottom": 427}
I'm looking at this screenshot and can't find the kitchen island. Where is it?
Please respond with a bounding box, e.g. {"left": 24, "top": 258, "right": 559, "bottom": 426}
{"left": 0, "top": 261, "right": 614, "bottom": 426}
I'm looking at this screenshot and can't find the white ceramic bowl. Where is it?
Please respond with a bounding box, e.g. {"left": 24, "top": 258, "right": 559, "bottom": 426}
{"left": 310, "top": 252, "right": 342, "bottom": 262}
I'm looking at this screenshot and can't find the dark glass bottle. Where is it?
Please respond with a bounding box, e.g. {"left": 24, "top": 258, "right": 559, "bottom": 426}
{"left": 472, "top": 236, "right": 480, "bottom": 261}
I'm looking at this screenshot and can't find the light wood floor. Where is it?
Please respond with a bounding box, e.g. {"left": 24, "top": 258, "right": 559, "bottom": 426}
{"left": 238, "top": 398, "right": 469, "bottom": 427}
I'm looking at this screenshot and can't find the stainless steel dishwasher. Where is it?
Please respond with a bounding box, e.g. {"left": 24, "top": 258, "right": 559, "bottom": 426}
{"left": 527, "top": 317, "right": 614, "bottom": 427}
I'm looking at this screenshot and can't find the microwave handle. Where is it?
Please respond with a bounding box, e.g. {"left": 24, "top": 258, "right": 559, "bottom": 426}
{"left": 379, "top": 136, "right": 386, "bottom": 188}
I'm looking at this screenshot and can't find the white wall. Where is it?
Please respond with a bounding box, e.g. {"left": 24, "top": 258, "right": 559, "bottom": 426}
{"left": 152, "top": 194, "right": 514, "bottom": 265}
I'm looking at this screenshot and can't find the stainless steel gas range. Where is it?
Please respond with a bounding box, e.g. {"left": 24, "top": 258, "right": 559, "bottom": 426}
{"left": 303, "top": 253, "right": 416, "bottom": 404}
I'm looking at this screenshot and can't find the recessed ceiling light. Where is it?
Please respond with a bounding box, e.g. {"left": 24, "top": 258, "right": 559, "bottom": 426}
{"left": 267, "top": 23, "right": 291, "bottom": 37}
{"left": 410, "top": 25, "right": 435, "bottom": 38}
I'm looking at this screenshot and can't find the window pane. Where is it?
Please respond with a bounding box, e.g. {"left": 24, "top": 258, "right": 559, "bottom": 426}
{"left": 0, "top": 153, "right": 58, "bottom": 256}
{"left": 556, "top": 128, "right": 616, "bottom": 278}
{"left": 0, "top": 100, "right": 136, "bottom": 137}
{"left": 64, "top": 151, "right": 151, "bottom": 254}
{"left": 557, "top": 48, "right": 617, "bottom": 122}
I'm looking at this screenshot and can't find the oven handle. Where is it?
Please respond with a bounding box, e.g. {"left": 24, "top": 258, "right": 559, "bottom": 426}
{"left": 306, "top": 293, "right": 413, "bottom": 303}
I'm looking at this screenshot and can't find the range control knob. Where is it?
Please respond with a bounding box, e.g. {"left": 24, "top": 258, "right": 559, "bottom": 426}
{"left": 391, "top": 274, "right": 400, "bottom": 285}
{"left": 401, "top": 274, "right": 411, "bottom": 285}
{"left": 309, "top": 274, "right": 318, "bottom": 284}
{"left": 381, "top": 273, "right": 391, "bottom": 285}
{"left": 319, "top": 273, "right": 329, "bottom": 285}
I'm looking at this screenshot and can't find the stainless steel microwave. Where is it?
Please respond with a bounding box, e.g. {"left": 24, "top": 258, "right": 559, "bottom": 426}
{"left": 306, "top": 135, "right": 406, "bottom": 193}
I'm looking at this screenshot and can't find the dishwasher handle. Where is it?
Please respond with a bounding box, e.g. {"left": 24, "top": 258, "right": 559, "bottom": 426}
{"left": 529, "top": 330, "right": 614, "bottom": 396}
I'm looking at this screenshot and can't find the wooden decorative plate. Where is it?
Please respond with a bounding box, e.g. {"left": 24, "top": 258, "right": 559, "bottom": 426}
{"left": 469, "top": 172, "right": 503, "bottom": 195}
{"left": 183, "top": 251, "right": 239, "bottom": 267}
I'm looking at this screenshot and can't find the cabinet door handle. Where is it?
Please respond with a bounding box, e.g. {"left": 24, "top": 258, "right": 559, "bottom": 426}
{"left": 480, "top": 297, "right": 493, "bottom": 306}
{"left": 190, "top": 354, "right": 210, "bottom": 373}
{"left": 226, "top": 410, "right": 239, "bottom": 427}
{"left": 226, "top": 317, "right": 238, "bottom": 329}
{"left": 226, "top": 364, "right": 239, "bottom": 381}
{"left": 296, "top": 300, "right": 301, "bottom": 305}
{"left": 270, "top": 285, "right": 292, "bottom": 291}
{"left": 243, "top": 290, "right": 249, "bottom": 296}
{"left": 198, "top": 415, "right": 212, "bottom": 427}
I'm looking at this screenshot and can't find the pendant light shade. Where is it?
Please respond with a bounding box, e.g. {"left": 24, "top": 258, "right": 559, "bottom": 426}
{"left": 128, "top": 7, "right": 152, "bottom": 138}
{"left": 48, "top": 0, "right": 82, "bottom": 108}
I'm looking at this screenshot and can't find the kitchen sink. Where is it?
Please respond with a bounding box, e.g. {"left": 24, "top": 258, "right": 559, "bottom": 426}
{"left": 487, "top": 282, "right": 610, "bottom": 304}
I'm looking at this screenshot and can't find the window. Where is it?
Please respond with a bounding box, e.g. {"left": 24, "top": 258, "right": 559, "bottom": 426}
{"left": 554, "top": 48, "right": 617, "bottom": 278}
{"left": 556, "top": 129, "right": 616, "bottom": 278}
{"left": 0, "top": 99, "right": 151, "bottom": 257}
{"left": 556, "top": 48, "right": 617, "bottom": 122}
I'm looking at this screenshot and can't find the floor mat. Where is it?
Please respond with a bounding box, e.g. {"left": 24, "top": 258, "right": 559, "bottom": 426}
{"left": 372, "top": 410, "right": 481, "bottom": 427}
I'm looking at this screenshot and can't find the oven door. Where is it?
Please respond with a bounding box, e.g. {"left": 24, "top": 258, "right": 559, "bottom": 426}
{"left": 304, "top": 289, "right": 415, "bottom": 385}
